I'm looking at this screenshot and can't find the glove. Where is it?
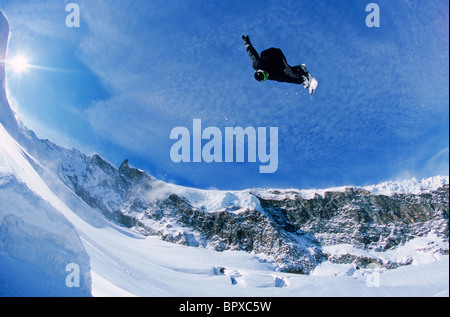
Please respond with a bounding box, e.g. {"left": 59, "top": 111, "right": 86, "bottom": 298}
{"left": 242, "top": 35, "right": 251, "bottom": 46}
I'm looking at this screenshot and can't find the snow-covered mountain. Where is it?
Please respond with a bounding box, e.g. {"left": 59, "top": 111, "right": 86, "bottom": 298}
{"left": 1, "top": 11, "right": 449, "bottom": 296}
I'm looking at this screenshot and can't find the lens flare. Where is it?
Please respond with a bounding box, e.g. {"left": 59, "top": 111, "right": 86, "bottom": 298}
{"left": 9, "top": 55, "right": 29, "bottom": 73}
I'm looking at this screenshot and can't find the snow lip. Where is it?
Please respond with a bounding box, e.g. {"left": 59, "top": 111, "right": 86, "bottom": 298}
{"left": 363, "top": 175, "right": 449, "bottom": 196}
{"left": 250, "top": 175, "right": 449, "bottom": 201}
{"left": 150, "top": 174, "right": 449, "bottom": 215}
{"left": 167, "top": 185, "right": 265, "bottom": 213}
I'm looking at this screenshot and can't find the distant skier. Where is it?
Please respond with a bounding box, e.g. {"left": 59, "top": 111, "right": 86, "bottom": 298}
{"left": 242, "top": 35, "right": 318, "bottom": 96}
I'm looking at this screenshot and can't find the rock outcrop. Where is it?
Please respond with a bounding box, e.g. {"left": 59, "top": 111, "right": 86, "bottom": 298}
{"left": 37, "top": 148, "right": 448, "bottom": 274}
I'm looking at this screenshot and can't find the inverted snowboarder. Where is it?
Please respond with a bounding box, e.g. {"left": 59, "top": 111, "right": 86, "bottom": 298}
{"left": 242, "top": 35, "right": 318, "bottom": 96}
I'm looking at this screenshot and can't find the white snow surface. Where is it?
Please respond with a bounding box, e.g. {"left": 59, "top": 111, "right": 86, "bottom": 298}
{"left": 1, "top": 122, "right": 449, "bottom": 297}
{"left": 251, "top": 175, "right": 449, "bottom": 201}
{"left": 167, "top": 185, "right": 264, "bottom": 213}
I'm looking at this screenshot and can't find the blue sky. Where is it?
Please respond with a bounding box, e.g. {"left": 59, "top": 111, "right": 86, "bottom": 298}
{"left": 0, "top": 0, "right": 448, "bottom": 190}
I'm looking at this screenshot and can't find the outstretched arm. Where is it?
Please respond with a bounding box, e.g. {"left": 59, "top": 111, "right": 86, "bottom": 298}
{"left": 242, "top": 35, "right": 259, "bottom": 69}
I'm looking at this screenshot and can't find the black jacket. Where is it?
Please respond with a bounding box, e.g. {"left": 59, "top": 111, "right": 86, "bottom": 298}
{"left": 245, "top": 43, "right": 309, "bottom": 84}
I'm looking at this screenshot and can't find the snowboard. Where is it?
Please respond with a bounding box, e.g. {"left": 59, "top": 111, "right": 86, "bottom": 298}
{"left": 308, "top": 77, "right": 318, "bottom": 97}
{"left": 300, "top": 64, "right": 318, "bottom": 97}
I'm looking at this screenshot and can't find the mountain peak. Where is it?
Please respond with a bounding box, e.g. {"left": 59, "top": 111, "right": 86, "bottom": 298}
{"left": 119, "top": 159, "right": 129, "bottom": 171}
{"left": 118, "top": 158, "right": 152, "bottom": 184}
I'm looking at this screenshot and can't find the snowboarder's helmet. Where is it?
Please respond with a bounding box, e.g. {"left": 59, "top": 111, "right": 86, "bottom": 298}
{"left": 254, "top": 70, "right": 269, "bottom": 82}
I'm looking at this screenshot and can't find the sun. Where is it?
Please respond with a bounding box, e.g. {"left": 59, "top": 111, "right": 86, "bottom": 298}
{"left": 9, "top": 55, "right": 29, "bottom": 74}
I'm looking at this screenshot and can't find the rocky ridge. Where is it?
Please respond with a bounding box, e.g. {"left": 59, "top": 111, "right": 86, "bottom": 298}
{"left": 27, "top": 143, "right": 448, "bottom": 274}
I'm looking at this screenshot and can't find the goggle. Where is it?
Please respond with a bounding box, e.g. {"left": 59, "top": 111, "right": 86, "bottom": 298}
{"left": 257, "top": 70, "right": 269, "bottom": 81}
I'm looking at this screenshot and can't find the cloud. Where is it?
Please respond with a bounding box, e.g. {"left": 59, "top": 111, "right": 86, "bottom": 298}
{"left": 424, "top": 147, "right": 449, "bottom": 177}
{"left": 79, "top": 1, "right": 448, "bottom": 187}
{"left": 3, "top": 0, "right": 448, "bottom": 189}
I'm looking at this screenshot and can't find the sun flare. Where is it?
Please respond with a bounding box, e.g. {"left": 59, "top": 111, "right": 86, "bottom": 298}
{"left": 9, "top": 55, "right": 29, "bottom": 73}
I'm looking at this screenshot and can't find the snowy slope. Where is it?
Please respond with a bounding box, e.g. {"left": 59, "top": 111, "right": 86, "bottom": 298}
{"left": 0, "top": 123, "right": 91, "bottom": 296}
{"left": 1, "top": 122, "right": 448, "bottom": 297}
{"left": 1, "top": 10, "right": 449, "bottom": 297}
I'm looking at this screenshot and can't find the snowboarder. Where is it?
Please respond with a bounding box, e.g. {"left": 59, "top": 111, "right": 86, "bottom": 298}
{"left": 242, "top": 35, "right": 318, "bottom": 96}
